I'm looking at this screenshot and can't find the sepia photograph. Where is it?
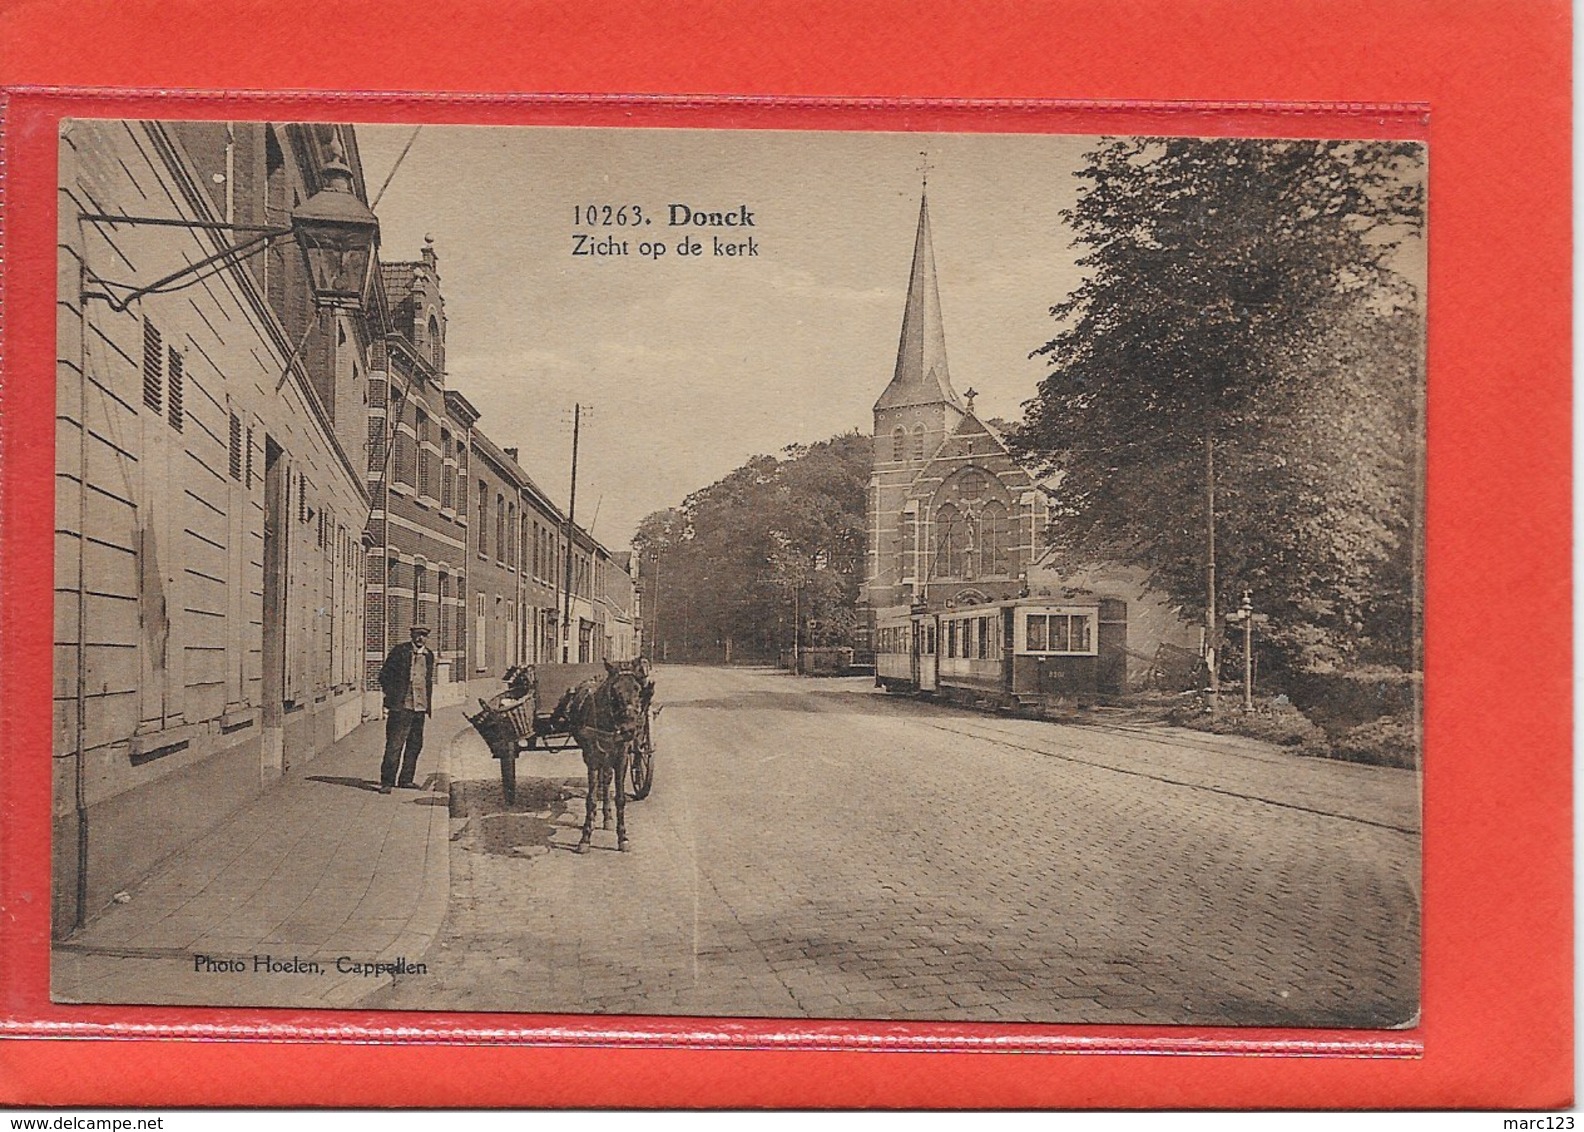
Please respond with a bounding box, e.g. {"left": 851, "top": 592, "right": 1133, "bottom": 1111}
{"left": 50, "top": 119, "right": 1425, "bottom": 1029}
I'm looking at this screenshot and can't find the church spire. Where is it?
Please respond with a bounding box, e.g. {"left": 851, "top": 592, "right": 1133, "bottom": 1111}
{"left": 875, "top": 193, "right": 965, "bottom": 413}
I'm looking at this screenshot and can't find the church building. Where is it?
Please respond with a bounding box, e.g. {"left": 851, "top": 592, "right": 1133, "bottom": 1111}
{"left": 863, "top": 193, "right": 1198, "bottom": 690}
{"left": 863, "top": 194, "right": 1047, "bottom": 617}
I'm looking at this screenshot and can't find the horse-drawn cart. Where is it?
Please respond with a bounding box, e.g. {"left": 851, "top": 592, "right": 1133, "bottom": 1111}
{"left": 465, "top": 662, "right": 656, "bottom": 806}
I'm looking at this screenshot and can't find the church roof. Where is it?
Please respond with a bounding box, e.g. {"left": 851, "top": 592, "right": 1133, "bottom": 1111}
{"left": 875, "top": 194, "right": 966, "bottom": 414}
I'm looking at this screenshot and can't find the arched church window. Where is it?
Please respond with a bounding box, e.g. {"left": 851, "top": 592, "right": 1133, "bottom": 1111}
{"left": 959, "top": 470, "right": 985, "bottom": 502}
{"left": 428, "top": 314, "right": 442, "bottom": 368}
{"left": 892, "top": 426, "right": 907, "bottom": 462}
{"left": 935, "top": 504, "right": 964, "bottom": 578}
{"left": 911, "top": 425, "right": 926, "bottom": 462}
{"left": 980, "top": 500, "right": 1009, "bottom": 576}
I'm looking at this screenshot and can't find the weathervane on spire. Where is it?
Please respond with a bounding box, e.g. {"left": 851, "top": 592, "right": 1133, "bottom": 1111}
{"left": 919, "top": 150, "right": 933, "bottom": 192}
{"left": 964, "top": 386, "right": 978, "bottom": 413}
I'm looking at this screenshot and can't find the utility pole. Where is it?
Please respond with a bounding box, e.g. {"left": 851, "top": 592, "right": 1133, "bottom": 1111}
{"left": 561, "top": 402, "right": 581, "bottom": 663}
{"left": 793, "top": 581, "right": 801, "bottom": 674}
{"left": 647, "top": 550, "right": 660, "bottom": 662}
{"left": 1205, "top": 431, "right": 1219, "bottom": 715}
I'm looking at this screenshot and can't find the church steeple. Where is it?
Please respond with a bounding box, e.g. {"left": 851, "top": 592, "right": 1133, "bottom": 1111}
{"left": 874, "top": 194, "right": 965, "bottom": 413}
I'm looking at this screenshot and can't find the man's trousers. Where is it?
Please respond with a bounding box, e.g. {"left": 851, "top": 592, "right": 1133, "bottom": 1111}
{"left": 381, "top": 708, "right": 427, "bottom": 787}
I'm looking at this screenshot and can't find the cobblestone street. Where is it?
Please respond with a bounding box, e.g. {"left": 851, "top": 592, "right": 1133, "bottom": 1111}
{"left": 370, "top": 664, "right": 1420, "bottom": 1027}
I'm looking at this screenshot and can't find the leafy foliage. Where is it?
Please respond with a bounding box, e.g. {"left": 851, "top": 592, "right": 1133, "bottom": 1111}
{"left": 1013, "top": 137, "right": 1425, "bottom": 675}
{"left": 633, "top": 433, "right": 870, "bottom": 662}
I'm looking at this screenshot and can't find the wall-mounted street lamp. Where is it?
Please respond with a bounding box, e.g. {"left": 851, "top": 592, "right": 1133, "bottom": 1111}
{"left": 81, "top": 140, "right": 380, "bottom": 314}
{"left": 289, "top": 148, "right": 380, "bottom": 310}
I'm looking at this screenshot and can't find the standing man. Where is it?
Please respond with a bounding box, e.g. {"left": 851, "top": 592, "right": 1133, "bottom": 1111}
{"left": 378, "top": 625, "right": 436, "bottom": 793}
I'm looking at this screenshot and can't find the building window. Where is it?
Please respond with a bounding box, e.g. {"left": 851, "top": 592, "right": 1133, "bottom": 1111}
{"left": 228, "top": 413, "right": 243, "bottom": 480}
{"left": 935, "top": 504, "right": 964, "bottom": 578}
{"left": 141, "top": 321, "right": 163, "bottom": 412}
{"left": 911, "top": 424, "right": 926, "bottom": 462}
{"left": 898, "top": 510, "right": 915, "bottom": 580}
{"left": 413, "top": 563, "right": 428, "bottom": 624}
{"left": 507, "top": 502, "right": 518, "bottom": 568}
{"left": 981, "top": 500, "right": 1009, "bottom": 576}
{"left": 395, "top": 432, "right": 416, "bottom": 487}
{"left": 1023, "top": 611, "right": 1096, "bottom": 656}
{"left": 495, "top": 494, "right": 506, "bottom": 563}
{"left": 891, "top": 426, "right": 906, "bottom": 462}
{"left": 440, "top": 431, "right": 454, "bottom": 510}
{"left": 477, "top": 484, "right": 488, "bottom": 556}
{"left": 166, "top": 347, "right": 185, "bottom": 431}
{"left": 475, "top": 592, "right": 487, "bottom": 671}
{"left": 438, "top": 571, "right": 451, "bottom": 650}
{"left": 417, "top": 411, "right": 432, "bottom": 498}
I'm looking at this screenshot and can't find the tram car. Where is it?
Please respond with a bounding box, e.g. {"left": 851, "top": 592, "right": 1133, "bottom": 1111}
{"left": 875, "top": 597, "right": 1128, "bottom": 711}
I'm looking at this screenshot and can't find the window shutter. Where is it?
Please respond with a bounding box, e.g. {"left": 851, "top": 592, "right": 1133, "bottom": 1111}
{"left": 166, "top": 347, "right": 184, "bottom": 431}
{"left": 142, "top": 322, "right": 163, "bottom": 412}
{"left": 228, "top": 413, "right": 243, "bottom": 480}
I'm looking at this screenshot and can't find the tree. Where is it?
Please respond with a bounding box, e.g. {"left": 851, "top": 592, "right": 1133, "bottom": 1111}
{"left": 633, "top": 432, "right": 870, "bottom": 663}
{"left": 1014, "top": 137, "right": 1424, "bottom": 680}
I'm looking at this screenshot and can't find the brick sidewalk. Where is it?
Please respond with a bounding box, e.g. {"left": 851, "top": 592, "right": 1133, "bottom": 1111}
{"left": 51, "top": 706, "right": 471, "bottom": 1009}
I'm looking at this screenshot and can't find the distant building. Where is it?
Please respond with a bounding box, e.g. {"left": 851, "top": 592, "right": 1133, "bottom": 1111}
{"left": 863, "top": 194, "right": 1196, "bottom": 684}
{"left": 366, "top": 241, "right": 637, "bottom": 699}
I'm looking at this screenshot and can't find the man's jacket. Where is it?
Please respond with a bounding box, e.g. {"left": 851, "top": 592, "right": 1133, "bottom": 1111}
{"left": 379, "top": 642, "right": 436, "bottom": 715}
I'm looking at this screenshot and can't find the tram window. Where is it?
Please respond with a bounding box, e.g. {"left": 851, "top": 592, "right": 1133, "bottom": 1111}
{"left": 1025, "top": 612, "right": 1095, "bottom": 655}
{"left": 928, "top": 624, "right": 936, "bottom": 654}
{"left": 977, "top": 618, "right": 988, "bottom": 659}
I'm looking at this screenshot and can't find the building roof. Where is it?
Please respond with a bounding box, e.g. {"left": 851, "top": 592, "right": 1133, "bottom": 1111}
{"left": 874, "top": 194, "right": 966, "bottom": 414}
{"left": 379, "top": 261, "right": 418, "bottom": 310}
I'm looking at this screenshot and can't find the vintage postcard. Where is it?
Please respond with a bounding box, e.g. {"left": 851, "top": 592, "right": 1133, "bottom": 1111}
{"left": 49, "top": 119, "right": 1425, "bottom": 1030}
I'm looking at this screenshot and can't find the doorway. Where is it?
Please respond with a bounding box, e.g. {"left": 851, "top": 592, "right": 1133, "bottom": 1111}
{"left": 261, "top": 438, "right": 288, "bottom": 780}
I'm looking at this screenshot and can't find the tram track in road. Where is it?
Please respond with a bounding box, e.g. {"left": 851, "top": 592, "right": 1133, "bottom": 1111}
{"left": 924, "top": 718, "right": 1422, "bottom": 837}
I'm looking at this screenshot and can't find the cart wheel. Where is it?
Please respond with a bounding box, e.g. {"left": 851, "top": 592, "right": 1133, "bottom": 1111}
{"left": 499, "top": 749, "right": 517, "bottom": 805}
{"left": 629, "top": 738, "right": 653, "bottom": 800}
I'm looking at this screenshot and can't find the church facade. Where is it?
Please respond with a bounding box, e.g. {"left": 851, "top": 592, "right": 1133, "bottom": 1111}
{"left": 863, "top": 194, "right": 1198, "bottom": 690}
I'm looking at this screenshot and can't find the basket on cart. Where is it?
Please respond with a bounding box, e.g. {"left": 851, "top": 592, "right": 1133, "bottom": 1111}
{"left": 467, "top": 698, "right": 535, "bottom": 755}
{"left": 465, "top": 695, "right": 539, "bottom": 803}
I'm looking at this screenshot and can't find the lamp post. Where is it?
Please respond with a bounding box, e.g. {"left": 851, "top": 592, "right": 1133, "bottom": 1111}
{"left": 1226, "top": 588, "right": 1258, "bottom": 713}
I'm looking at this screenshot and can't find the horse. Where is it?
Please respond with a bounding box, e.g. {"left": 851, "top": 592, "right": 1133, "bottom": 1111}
{"left": 560, "top": 660, "right": 646, "bottom": 853}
